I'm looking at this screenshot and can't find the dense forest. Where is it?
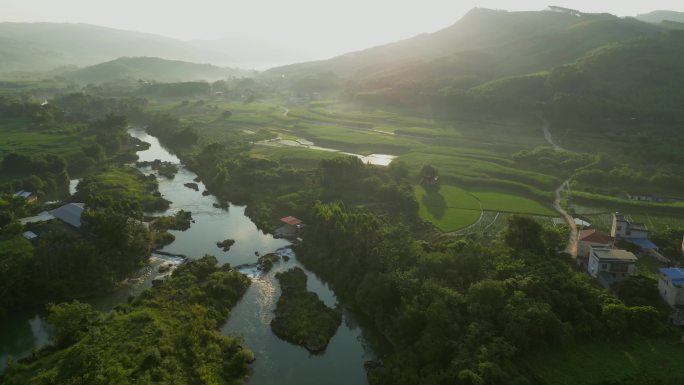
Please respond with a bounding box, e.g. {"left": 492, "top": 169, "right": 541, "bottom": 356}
{"left": 297, "top": 203, "right": 672, "bottom": 385}
{"left": 1, "top": 256, "right": 254, "bottom": 384}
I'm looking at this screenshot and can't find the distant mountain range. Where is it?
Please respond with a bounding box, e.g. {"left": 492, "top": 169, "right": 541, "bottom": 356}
{"left": 260, "top": 7, "right": 684, "bottom": 121}
{"left": 60, "top": 57, "right": 254, "bottom": 84}
{"left": 2, "top": 7, "right": 684, "bottom": 114}
{"left": 0, "top": 22, "right": 307, "bottom": 74}
{"left": 264, "top": 8, "right": 662, "bottom": 82}
{"left": 636, "top": 10, "right": 684, "bottom": 24}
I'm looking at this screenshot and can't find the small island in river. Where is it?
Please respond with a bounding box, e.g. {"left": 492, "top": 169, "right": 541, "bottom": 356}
{"left": 217, "top": 238, "right": 236, "bottom": 251}
{"left": 271, "top": 267, "right": 342, "bottom": 354}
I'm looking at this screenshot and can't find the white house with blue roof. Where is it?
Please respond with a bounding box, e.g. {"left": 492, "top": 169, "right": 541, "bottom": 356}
{"left": 657, "top": 268, "right": 684, "bottom": 307}
{"left": 610, "top": 212, "right": 658, "bottom": 250}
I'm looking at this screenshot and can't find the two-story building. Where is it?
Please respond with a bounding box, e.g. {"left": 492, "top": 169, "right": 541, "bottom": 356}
{"left": 657, "top": 268, "right": 684, "bottom": 325}
{"left": 658, "top": 268, "right": 684, "bottom": 307}
{"left": 611, "top": 212, "right": 648, "bottom": 239}
{"left": 587, "top": 247, "right": 637, "bottom": 287}
{"left": 610, "top": 212, "right": 658, "bottom": 250}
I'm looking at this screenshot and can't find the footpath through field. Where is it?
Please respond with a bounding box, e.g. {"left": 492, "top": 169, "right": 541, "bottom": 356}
{"left": 543, "top": 117, "right": 577, "bottom": 257}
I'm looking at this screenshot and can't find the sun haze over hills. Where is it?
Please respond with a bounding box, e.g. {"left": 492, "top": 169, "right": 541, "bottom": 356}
{"left": 4, "top": 2, "right": 684, "bottom": 385}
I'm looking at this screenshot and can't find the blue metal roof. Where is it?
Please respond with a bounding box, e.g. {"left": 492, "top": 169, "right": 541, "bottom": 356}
{"left": 624, "top": 238, "right": 658, "bottom": 250}
{"left": 659, "top": 268, "right": 684, "bottom": 280}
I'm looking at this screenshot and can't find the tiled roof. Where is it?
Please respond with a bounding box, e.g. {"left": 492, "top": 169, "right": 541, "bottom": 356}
{"left": 593, "top": 248, "right": 637, "bottom": 262}
{"left": 578, "top": 229, "right": 613, "bottom": 244}
{"left": 280, "top": 216, "right": 302, "bottom": 226}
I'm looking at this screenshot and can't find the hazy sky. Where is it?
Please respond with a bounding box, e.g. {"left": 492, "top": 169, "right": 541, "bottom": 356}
{"left": 4, "top": 0, "right": 684, "bottom": 58}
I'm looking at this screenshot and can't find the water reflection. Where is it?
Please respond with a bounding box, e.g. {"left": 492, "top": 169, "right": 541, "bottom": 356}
{"left": 224, "top": 249, "right": 373, "bottom": 385}
{"left": 0, "top": 309, "right": 50, "bottom": 372}
{"left": 257, "top": 138, "right": 396, "bottom": 166}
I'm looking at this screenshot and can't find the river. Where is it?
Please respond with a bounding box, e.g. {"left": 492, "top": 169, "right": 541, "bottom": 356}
{"left": 0, "top": 128, "right": 377, "bottom": 383}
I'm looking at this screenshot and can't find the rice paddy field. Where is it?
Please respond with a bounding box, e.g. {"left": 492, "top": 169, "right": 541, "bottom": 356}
{"left": 147, "top": 99, "right": 569, "bottom": 233}
{"left": 414, "top": 184, "right": 558, "bottom": 232}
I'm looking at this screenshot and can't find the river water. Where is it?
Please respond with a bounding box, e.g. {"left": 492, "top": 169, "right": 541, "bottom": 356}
{"left": 0, "top": 128, "right": 376, "bottom": 383}
{"left": 257, "top": 138, "right": 397, "bottom": 167}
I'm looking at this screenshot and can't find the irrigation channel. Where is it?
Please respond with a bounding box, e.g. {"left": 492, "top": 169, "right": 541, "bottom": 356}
{"left": 0, "top": 128, "right": 381, "bottom": 384}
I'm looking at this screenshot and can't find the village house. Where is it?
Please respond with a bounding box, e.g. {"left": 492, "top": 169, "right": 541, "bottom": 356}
{"left": 274, "top": 216, "right": 303, "bottom": 239}
{"left": 624, "top": 193, "right": 664, "bottom": 203}
{"left": 577, "top": 229, "right": 614, "bottom": 258}
{"left": 19, "top": 203, "right": 85, "bottom": 243}
{"left": 658, "top": 268, "right": 684, "bottom": 307}
{"left": 587, "top": 247, "right": 637, "bottom": 287}
{"left": 610, "top": 212, "right": 658, "bottom": 250}
{"left": 13, "top": 190, "right": 37, "bottom": 203}
{"left": 48, "top": 203, "right": 85, "bottom": 229}
{"left": 20, "top": 203, "right": 85, "bottom": 229}
{"left": 657, "top": 268, "right": 684, "bottom": 325}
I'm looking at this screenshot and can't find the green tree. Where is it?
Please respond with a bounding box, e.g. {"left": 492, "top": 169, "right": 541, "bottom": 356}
{"left": 47, "top": 301, "right": 101, "bottom": 348}
{"left": 504, "top": 215, "right": 545, "bottom": 255}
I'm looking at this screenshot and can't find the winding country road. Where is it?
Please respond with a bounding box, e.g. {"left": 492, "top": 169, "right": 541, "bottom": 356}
{"left": 554, "top": 180, "right": 578, "bottom": 256}
{"left": 542, "top": 118, "right": 567, "bottom": 152}
{"left": 543, "top": 118, "right": 578, "bottom": 257}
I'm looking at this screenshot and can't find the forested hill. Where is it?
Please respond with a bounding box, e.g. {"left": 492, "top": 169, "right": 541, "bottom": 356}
{"left": 61, "top": 57, "right": 254, "bottom": 84}
{"left": 263, "top": 8, "right": 662, "bottom": 87}
{"left": 637, "top": 10, "right": 684, "bottom": 24}
{"left": 0, "top": 23, "right": 213, "bottom": 73}
{"left": 263, "top": 7, "right": 684, "bottom": 126}
{"left": 0, "top": 22, "right": 294, "bottom": 74}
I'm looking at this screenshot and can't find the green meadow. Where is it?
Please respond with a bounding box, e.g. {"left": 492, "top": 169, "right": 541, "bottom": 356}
{"left": 0, "top": 117, "right": 90, "bottom": 158}
{"left": 77, "top": 167, "right": 168, "bottom": 211}
{"left": 413, "top": 184, "right": 556, "bottom": 232}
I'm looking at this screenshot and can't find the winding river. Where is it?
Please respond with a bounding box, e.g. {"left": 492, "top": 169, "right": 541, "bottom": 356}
{"left": 0, "top": 128, "right": 377, "bottom": 384}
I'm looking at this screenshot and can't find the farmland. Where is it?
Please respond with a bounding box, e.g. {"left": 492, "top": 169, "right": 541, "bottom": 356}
{"left": 147, "top": 99, "right": 565, "bottom": 232}
{"left": 0, "top": 117, "right": 90, "bottom": 158}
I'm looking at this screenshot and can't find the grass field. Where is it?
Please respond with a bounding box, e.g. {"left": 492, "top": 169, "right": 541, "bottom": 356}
{"left": 0, "top": 117, "right": 90, "bottom": 158}
{"left": 414, "top": 185, "right": 482, "bottom": 232}
{"left": 470, "top": 190, "right": 557, "bottom": 216}
{"left": 251, "top": 146, "right": 341, "bottom": 168}
{"left": 522, "top": 337, "right": 684, "bottom": 385}
{"left": 78, "top": 167, "right": 167, "bottom": 211}
{"left": 414, "top": 184, "right": 557, "bottom": 232}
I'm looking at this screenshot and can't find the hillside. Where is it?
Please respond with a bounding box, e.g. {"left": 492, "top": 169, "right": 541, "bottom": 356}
{"left": 637, "top": 10, "right": 684, "bottom": 24}
{"left": 264, "top": 8, "right": 662, "bottom": 89}
{"left": 0, "top": 23, "right": 212, "bottom": 73}
{"left": 61, "top": 57, "right": 254, "bottom": 84}
{"left": 0, "top": 22, "right": 306, "bottom": 74}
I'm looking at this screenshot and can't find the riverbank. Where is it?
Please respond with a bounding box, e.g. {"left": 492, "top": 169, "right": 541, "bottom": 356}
{"left": 129, "top": 128, "right": 378, "bottom": 384}
{"left": 1, "top": 256, "right": 254, "bottom": 384}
